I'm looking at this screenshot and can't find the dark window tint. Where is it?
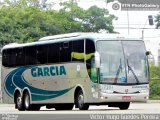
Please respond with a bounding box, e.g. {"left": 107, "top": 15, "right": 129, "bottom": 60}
{"left": 16, "top": 48, "right": 25, "bottom": 66}
{"left": 25, "top": 46, "right": 37, "bottom": 65}
{"left": 2, "top": 48, "right": 25, "bottom": 67}
{"left": 2, "top": 50, "right": 9, "bottom": 67}
{"left": 48, "top": 43, "right": 60, "bottom": 63}
{"left": 37, "top": 45, "right": 48, "bottom": 64}
{"left": 86, "top": 40, "right": 95, "bottom": 54}
{"left": 8, "top": 49, "right": 16, "bottom": 67}
{"left": 60, "top": 41, "right": 72, "bottom": 62}
{"left": 72, "top": 40, "right": 84, "bottom": 62}
{"left": 85, "top": 40, "right": 96, "bottom": 81}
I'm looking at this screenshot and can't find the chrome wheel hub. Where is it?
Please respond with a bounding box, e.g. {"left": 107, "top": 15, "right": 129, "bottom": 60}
{"left": 78, "top": 94, "right": 84, "bottom": 107}
{"left": 25, "top": 95, "right": 29, "bottom": 108}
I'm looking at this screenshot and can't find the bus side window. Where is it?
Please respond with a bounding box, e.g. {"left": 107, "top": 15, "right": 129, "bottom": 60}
{"left": 25, "top": 46, "right": 37, "bottom": 65}
{"left": 2, "top": 50, "right": 9, "bottom": 67}
{"left": 48, "top": 43, "right": 60, "bottom": 63}
{"left": 3, "top": 48, "right": 24, "bottom": 67}
{"left": 16, "top": 48, "right": 25, "bottom": 66}
{"left": 60, "top": 41, "right": 72, "bottom": 62}
{"left": 37, "top": 45, "right": 48, "bottom": 64}
{"left": 72, "top": 40, "right": 84, "bottom": 62}
{"left": 85, "top": 40, "right": 96, "bottom": 82}
{"left": 8, "top": 49, "right": 16, "bottom": 67}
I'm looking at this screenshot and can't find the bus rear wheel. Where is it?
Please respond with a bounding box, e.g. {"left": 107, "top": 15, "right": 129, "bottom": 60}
{"left": 24, "top": 92, "right": 40, "bottom": 111}
{"left": 75, "top": 90, "right": 89, "bottom": 110}
{"left": 119, "top": 102, "right": 130, "bottom": 110}
{"left": 15, "top": 92, "right": 25, "bottom": 111}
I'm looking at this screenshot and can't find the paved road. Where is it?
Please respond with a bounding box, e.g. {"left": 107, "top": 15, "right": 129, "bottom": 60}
{"left": 0, "top": 102, "right": 160, "bottom": 120}
{"left": 0, "top": 102, "right": 160, "bottom": 114}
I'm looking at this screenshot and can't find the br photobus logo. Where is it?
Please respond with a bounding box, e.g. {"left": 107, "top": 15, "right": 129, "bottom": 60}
{"left": 112, "top": 2, "right": 121, "bottom": 10}
{"left": 112, "top": 1, "right": 121, "bottom": 10}
{"left": 111, "top": 0, "right": 160, "bottom": 11}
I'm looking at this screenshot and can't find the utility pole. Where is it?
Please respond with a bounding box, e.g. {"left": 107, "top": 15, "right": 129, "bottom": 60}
{"left": 142, "top": 15, "right": 154, "bottom": 40}
{"left": 105, "top": 0, "right": 108, "bottom": 9}
{"left": 127, "top": 10, "right": 130, "bottom": 35}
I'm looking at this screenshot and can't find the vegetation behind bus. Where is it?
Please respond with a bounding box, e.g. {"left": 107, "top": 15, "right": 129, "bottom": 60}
{"left": 0, "top": 0, "right": 117, "bottom": 46}
{"left": 0, "top": 0, "right": 159, "bottom": 47}
{"left": 149, "top": 62, "right": 160, "bottom": 100}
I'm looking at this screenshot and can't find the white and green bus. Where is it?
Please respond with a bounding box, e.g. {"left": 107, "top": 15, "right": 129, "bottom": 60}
{"left": 1, "top": 33, "right": 150, "bottom": 111}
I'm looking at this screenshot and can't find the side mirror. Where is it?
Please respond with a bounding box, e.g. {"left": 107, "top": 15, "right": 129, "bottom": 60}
{"left": 146, "top": 51, "right": 151, "bottom": 56}
{"left": 95, "top": 51, "right": 100, "bottom": 68}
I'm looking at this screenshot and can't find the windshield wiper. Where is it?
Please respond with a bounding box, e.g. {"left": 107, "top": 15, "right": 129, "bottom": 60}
{"left": 127, "top": 59, "right": 140, "bottom": 84}
{"left": 114, "top": 59, "right": 122, "bottom": 84}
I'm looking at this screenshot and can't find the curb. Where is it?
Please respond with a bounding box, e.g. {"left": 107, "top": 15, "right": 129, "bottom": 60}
{"left": 0, "top": 104, "right": 14, "bottom": 107}
{"left": 147, "top": 100, "right": 160, "bottom": 103}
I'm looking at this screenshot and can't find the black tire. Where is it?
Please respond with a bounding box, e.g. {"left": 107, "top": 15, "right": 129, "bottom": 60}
{"left": 55, "top": 104, "right": 74, "bottom": 110}
{"left": 15, "top": 92, "right": 25, "bottom": 111}
{"left": 119, "top": 102, "right": 130, "bottom": 110}
{"left": 24, "top": 92, "right": 40, "bottom": 111}
{"left": 75, "top": 90, "right": 89, "bottom": 110}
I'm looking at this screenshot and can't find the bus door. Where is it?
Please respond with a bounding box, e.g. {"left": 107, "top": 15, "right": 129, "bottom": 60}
{"left": 85, "top": 40, "right": 99, "bottom": 99}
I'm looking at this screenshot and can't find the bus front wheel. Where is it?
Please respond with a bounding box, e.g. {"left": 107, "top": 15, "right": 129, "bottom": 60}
{"left": 119, "top": 102, "right": 130, "bottom": 110}
{"left": 75, "top": 90, "right": 89, "bottom": 110}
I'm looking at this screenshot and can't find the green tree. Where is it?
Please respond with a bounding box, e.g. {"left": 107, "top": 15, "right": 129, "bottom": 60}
{"left": 149, "top": 62, "right": 160, "bottom": 99}
{"left": 0, "top": 6, "right": 17, "bottom": 45}
{"left": 0, "top": 0, "right": 117, "bottom": 45}
{"left": 82, "top": 6, "right": 117, "bottom": 32}
{"left": 59, "top": 1, "right": 85, "bottom": 32}
{"left": 150, "top": 62, "right": 160, "bottom": 79}
{"left": 155, "top": 12, "right": 160, "bottom": 29}
{"left": 2, "top": 0, "right": 48, "bottom": 9}
{"left": 60, "top": 1, "right": 117, "bottom": 33}
{"left": 0, "top": 6, "right": 48, "bottom": 44}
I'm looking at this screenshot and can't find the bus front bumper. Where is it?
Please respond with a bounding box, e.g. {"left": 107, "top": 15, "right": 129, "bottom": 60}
{"left": 99, "top": 92, "right": 149, "bottom": 102}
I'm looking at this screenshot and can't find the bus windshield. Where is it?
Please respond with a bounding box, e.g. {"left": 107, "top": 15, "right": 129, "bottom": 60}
{"left": 97, "top": 40, "right": 149, "bottom": 84}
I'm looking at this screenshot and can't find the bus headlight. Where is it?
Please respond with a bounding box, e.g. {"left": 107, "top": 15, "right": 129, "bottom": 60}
{"left": 139, "top": 89, "right": 148, "bottom": 93}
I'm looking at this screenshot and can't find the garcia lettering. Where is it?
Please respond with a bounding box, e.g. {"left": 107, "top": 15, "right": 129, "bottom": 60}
{"left": 31, "top": 66, "right": 66, "bottom": 77}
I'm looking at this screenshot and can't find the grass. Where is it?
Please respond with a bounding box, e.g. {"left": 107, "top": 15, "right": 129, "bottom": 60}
{"left": 149, "top": 94, "right": 160, "bottom": 100}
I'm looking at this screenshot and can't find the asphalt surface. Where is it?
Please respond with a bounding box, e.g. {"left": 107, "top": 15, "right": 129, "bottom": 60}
{"left": 0, "top": 102, "right": 160, "bottom": 120}
{"left": 0, "top": 102, "right": 160, "bottom": 114}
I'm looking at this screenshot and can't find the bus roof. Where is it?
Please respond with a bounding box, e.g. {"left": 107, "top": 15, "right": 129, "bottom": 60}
{"left": 2, "top": 32, "right": 143, "bottom": 50}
